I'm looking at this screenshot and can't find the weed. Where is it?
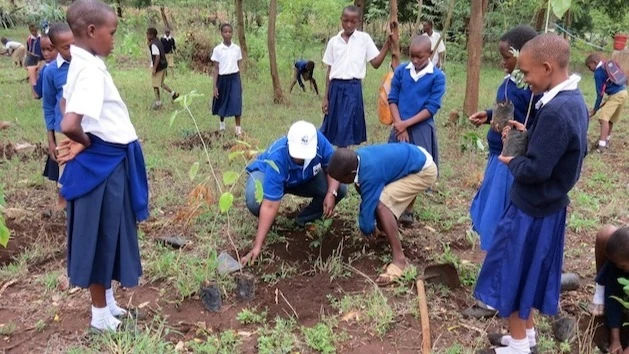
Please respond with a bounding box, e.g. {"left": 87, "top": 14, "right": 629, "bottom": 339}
{"left": 393, "top": 264, "right": 418, "bottom": 296}
{"left": 34, "top": 319, "right": 46, "bottom": 333}
{"left": 261, "top": 261, "right": 297, "bottom": 285}
{"left": 92, "top": 317, "right": 175, "bottom": 353}
{"left": 37, "top": 271, "right": 59, "bottom": 293}
{"left": 188, "top": 329, "right": 241, "bottom": 354}
{"left": 330, "top": 290, "right": 394, "bottom": 337}
{"left": 0, "top": 322, "right": 16, "bottom": 336}
{"left": 237, "top": 307, "right": 268, "bottom": 325}
{"left": 302, "top": 319, "right": 342, "bottom": 354}
{"left": 437, "top": 342, "right": 466, "bottom": 354}
{"left": 258, "top": 316, "right": 298, "bottom": 354}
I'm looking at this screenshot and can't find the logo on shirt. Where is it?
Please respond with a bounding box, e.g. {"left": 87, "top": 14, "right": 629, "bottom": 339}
{"left": 313, "top": 163, "right": 322, "bottom": 175}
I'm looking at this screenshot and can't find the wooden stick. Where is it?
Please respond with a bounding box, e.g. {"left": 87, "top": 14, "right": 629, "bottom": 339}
{"left": 416, "top": 279, "right": 431, "bottom": 354}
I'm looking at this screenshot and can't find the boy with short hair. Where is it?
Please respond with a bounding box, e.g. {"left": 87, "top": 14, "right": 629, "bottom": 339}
{"left": 161, "top": 28, "right": 176, "bottom": 74}
{"left": 147, "top": 27, "right": 178, "bottom": 109}
{"left": 321, "top": 5, "right": 391, "bottom": 147}
{"left": 585, "top": 53, "right": 628, "bottom": 153}
{"left": 327, "top": 143, "right": 437, "bottom": 285}
{"left": 25, "top": 24, "right": 44, "bottom": 87}
{"left": 422, "top": 20, "right": 446, "bottom": 69}
{"left": 1, "top": 37, "right": 26, "bottom": 67}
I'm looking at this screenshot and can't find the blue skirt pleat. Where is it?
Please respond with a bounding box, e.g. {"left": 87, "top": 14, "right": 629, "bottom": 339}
{"left": 66, "top": 160, "right": 142, "bottom": 289}
{"left": 469, "top": 153, "right": 514, "bottom": 250}
{"left": 320, "top": 79, "right": 366, "bottom": 147}
{"left": 43, "top": 155, "right": 59, "bottom": 182}
{"left": 211, "top": 72, "right": 242, "bottom": 117}
{"left": 474, "top": 203, "right": 566, "bottom": 319}
{"left": 388, "top": 121, "right": 440, "bottom": 167}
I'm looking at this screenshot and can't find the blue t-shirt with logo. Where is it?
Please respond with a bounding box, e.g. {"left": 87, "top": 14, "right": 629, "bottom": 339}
{"left": 246, "top": 131, "right": 335, "bottom": 201}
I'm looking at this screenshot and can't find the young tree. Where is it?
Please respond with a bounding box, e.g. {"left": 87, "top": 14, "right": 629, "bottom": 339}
{"left": 268, "top": 0, "right": 284, "bottom": 104}
{"left": 235, "top": 0, "right": 249, "bottom": 70}
{"left": 390, "top": 0, "right": 400, "bottom": 68}
{"left": 463, "top": 0, "right": 488, "bottom": 116}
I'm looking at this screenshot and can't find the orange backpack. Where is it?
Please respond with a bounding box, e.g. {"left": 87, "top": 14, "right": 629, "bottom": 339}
{"left": 377, "top": 71, "right": 394, "bottom": 125}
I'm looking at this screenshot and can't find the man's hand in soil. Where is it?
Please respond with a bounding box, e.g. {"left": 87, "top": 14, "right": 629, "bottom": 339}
{"left": 469, "top": 111, "right": 488, "bottom": 126}
{"left": 56, "top": 140, "right": 86, "bottom": 165}
{"left": 323, "top": 193, "right": 336, "bottom": 218}
{"left": 240, "top": 246, "right": 261, "bottom": 266}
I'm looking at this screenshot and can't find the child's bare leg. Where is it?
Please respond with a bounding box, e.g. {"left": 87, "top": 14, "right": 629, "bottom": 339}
{"left": 161, "top": 83, "right": 173, "bottom": 94}
{"left": 289, "top": 69, "right": 298, "bottom": 93}
{"left": 607, "top": 122, "right": 614, "bottom": 142}
{"left": 376, "top": 202, "right": 406, "bottom": 269}
{"left": 153, "top": 87, "right": 161, "bottom": 102}
{"left": 27, "top": 66, "right": 38, "bottom": 85}
{"left": 598, "top": 119, "right": 610, "bottom": 146}
{"left": 235, "top": 115, "right": 241, "bottom": 127}
{"left": 235, "top": 116, "right": 242, "bottom": 136}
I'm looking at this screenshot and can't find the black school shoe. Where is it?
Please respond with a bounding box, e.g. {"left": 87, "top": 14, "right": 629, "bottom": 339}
{"left": 172, "top": 91, "right": 180, "bottom": 101}
{"left": 398, "top": 211, "right": 414, "bottom": 226}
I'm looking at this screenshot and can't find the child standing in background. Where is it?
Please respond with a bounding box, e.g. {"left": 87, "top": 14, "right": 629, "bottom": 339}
{"left": 147, "top": 27, "right": 179, "bottom": 110}
{"left": 25, "top": 24, "right": 44, "bottom": 89}
{"left": 1, "top": 37, "right": 26, "bottom": 67}
{"left": 475, "top": 34, "right": 588, "bottom": 354}
{"left": 585, "top": 53, "right": 628, "bottom": 153}
{"left": 321, "top": 5, "right": 391, "bottom": 147}
{"left": 59, "top": 0, "right": 149, "bottom": 332}
{"left": 42, "top": 23, "right": 74, "bottom": 210}
{"left": 161, "top": 28, "right": 176, "bottom": 75}
{"left": 469, "top": 25, "right": 538, "bottom": 252}
{"left": 32, "top": 35, "right": 56, "bottom": 99}
{"left": 289, "top": 60, "right": 319, "bottom": 95}
{"left": 211, "top": 23, "right": 243, "bottom": 136}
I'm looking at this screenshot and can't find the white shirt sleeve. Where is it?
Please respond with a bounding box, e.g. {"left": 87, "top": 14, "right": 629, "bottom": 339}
{"left": 65, "top": 67, "right": 105, "bottom": 120}
{"left": 237, "top": 46, "right": 243, "bottom": 61}
{"left": 322, "top": 39, "right": 334, "bottom": 66}
{"left": 436, "top": 33, "right": 446, "bottom": 53}
{"left": 365, "top": 34, "right": 380, "bottom": 62}
{"left": 151, "top": 44, "right": 160, "bottom": 55}
{"left": 210, "top": 47, "right": 219, "bottom": 62}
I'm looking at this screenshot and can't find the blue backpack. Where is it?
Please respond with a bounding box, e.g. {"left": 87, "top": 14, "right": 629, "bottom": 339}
{"left": 604, "top": 60, "right": 627, "bottom": 86}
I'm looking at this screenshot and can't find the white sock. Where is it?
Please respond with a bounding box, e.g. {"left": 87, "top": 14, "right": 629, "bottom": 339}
{"left": 598, "top": 140, "right": 607, "bottom": 147}
{"left": 500, "top": 335, "right": 512, "bottom": 346}
{"left": 91, "top": 305, "right": 121, "bottom": 331}
{"left": 508, "top": 337, "right": 531, "bottom": 353}
{"left": 105, "top": 288, "right": 127, "bottom": 317}
{"left": 526, "top": 328, "right": 536, "bottom": 347}
{"left": 235, "top": 126, "right": 242, "bottom": 134}
{"left": 219, "top": 121, "right": 226, "bottom": 130}
{"left": 593, "top": 283, "right": 605, "bottom": 305}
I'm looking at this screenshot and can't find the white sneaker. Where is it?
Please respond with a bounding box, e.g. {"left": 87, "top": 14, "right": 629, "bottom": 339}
{"left": 91, "top": 312, "right": 121, "bottom": 332}
{"left": 235, "top": 126, "right": 243, "bottom": 137}
{"left": 219, "top": 122, "right": 226, "bottom": 131}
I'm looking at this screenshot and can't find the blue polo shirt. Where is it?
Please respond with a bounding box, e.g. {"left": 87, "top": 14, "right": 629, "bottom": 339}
{"left": 246, "top": 131, "right": 335, "bottom": 201}
{"left": 42, "top": 55, "right": 70, "bottom": 132}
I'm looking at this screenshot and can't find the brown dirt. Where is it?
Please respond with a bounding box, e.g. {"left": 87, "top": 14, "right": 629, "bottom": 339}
{"left": 0, "top": 142, "right": 47, "bottom": 161}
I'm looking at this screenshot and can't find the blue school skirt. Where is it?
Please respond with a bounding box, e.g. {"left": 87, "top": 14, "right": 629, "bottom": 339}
{"left": 469, "top": 153, "right": 514, "bottom": 250}
{"left": 211, "top": 72, "right": 242, "bottom": 118}
{"left": 474, "top": 203, "right": 566, "bottom": 319}
{"left": 66, "top": 160, "right": 142, "bottom": 289}
{"left": 321, "top": 79, "right": 366, "bottom": 147}
{"left": 388, "top": 120, "right": 440, "bottom": 167}
{"left": 43, "top": 155, "right": 59, "bottom": 182}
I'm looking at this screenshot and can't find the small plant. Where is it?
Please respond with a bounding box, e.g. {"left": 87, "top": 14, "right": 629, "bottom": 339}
{"left": 0, "top": 323, "right": 16, "bottom": 336}
{"left": 188, "top": 329, "right": 241, "bottom": 354}
{"left": 34, "top": 319, "right": 46, "bottom": 333}
{"left": 302, "top": 320, "right": 341, "bottom": 354}
{"left": 0, "top": 184, "right": 9, "bottom": 248}
{"left": 237, "top": 307, "right": 268, "bottom": 325}
{"left": 93, "top": 317, "right": 174, "bottom": 353}
{"left": 38, "top": 271, "right": 59, "bottom": 293}
{"left": 258, "top": 317, "right": 297, "bottom": 354}
{"left": 307, "top": 218, "right": 333, "bottom": 249}
{"left": 460, "top": 131, "right": 485, "bottom": 153}
{"left": 393, "top": 265, "right": 418, "bottom": 296}
{"left": 330, "top": 290, "right": 394, "bottom": 337}
{"left": 261, "top": 262, "right": 297, "bottom": 285}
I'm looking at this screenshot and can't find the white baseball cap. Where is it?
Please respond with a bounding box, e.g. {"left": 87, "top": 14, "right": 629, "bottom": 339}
{"left": 287, "top": 121, "right": 318, "bottom": 159}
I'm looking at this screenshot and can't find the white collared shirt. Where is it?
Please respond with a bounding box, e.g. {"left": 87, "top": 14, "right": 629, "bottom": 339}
{"left": 596, "top": 61, "right": 603, "bottom": 69}
{"left": 211, "top": 42, "right": 242, "bottom": 75}
{"left": 406, "top": 61, "right": 434, "bottom": 82}
{"left": 63, "top": 45, "right": 138, "bottom": 144}
{"left": 535, "top": 74, "right": 581, "bottom": 109}
{"left": 55, "top": 53, "right": 68, "bottom": 68}
{"left": 3, "top": 40, "right": 22, "bottom": 53}
{"left": 323, "top": 30, "right": 380, "bottom": 80}
{"left": 423, "top": 31, "right": 446, "bottom": 65}
{"left": 354, "top": 155, "right": 361, "bottom": 185}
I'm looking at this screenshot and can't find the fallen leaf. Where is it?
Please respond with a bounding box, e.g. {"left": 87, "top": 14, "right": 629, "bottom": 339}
{"left": 138, "top": 301, "right": 150, "bottom": 309}
{"left": 238, "top": 331, "right": 253, "bottom": 337}
{"left": 53, "top": 314, "right": 60, "bottom": 322}
{"left": 195, "top": 321, "right": 206, "bottom": 330}
{"left": 193, "top": 338, "right": 202, "bottom": 343}
{"left": 424, "top": 226, "right": 436, "bottom": 233}
{"left": 341, "top": 310, "right": 359, "bottom": 322}
{"left": 175, "top": 341, "right": 185, "bottom": 352}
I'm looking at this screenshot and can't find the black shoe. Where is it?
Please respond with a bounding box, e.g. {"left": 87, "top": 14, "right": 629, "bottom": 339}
{"left": 172, "top": 92, "right": 180, "bottom": 101}
{"left": 398, "top": 211, "right": 414, "bottom": 225}
{"left": 462, "top": 304, "right": 498, "bottom": 319}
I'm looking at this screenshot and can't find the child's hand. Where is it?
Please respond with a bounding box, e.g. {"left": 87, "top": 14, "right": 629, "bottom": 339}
{"left": 392, "top": 120, "right": 407, "bottom": 134}
{"left": 322, "top": 97, "right": 329, "bottom": 115}
{"left": 396, "top": 130, "right": 410, "bottom": 143}
{"left": 56, "top": 140, "right": 86, "bottom": 166}
{"left": 609, "top": 339, "right": 622, "bottom": 354}
{"left": 213, "top": 87, "right": 219, "bottom": 99}
{"left": 47, "top": 141, "right": 57, "bottom": 162}
{"left": 323, "top": 193, "right": 336, "bottom": 218}
{"left": 589, "top": 109, "right": 596, "bottom": 118}
{"left": 240, "top": 246, "right": 261, "bottom": 266}
{"left": 498, "top": 154, "right": 514, "bottom": 165}
{"left": 469, "top": 111, "right": 488, "bottom": 126}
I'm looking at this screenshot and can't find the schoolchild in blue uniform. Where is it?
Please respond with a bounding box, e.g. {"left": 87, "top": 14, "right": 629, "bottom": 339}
{"left": 32, "top": 34, "right": 56, "bottom": 99}
{"left": 290, "top": 60, "right": 319, "bottom": 95}
{"left": 26, "top": 23, "right": 44, "bottom": 90}
{"left": 211, "top": 23, "right": 243, "bottom": 136}
{"left": 42, "top": 23, "right": 74, "bottom": 210}
{"left": 240, "top": 121, "right": 347, "bottom": 264}
{"left": 469, "top": 25, "right": 539, "bottom": 252}
{"left": 475, "top": 34, "right": 588, "bottom": 354}
{"left": 59, "top": 0, "right": 149, "bottom": 332}
{"left": 321, "top": 5, "right": 391, "bottom": 147}
{"left": 326, "top": 143, "right": 437, "bottom": 286}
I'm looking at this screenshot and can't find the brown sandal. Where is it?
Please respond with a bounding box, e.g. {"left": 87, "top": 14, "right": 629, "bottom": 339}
{"left": 375, "top": 263, "right": 405, "bottom": 286}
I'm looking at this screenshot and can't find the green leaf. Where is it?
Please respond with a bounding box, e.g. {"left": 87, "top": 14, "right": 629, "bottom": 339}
{"left": 219, "top": 192, "right": 234, "bottom": 213}
{"left": 228, "top": 151, "right": 245, "bottom": 161}
{"left": 0, "top": 185, "right": 5, "bottom": 207}
{"left": 188, "top": 162, "right": 200, "bottom": 182}
{"left": 611, "top": 295, "right": 629, "bottom": 309}
{"left": 323, "top": 218, "right": 333, "bottom": 229}
{"left": 255, "top": 179, "right": 264, "bottom": 203}
{"left": 169, "top": 110, "right": 180, "bottom": 128}
{"left": 223, "top": 171, "right": 239, "bottom": 186}
{"left": 618, "top": 277, "right": 629, "bottom": 286}
{"left": 0, "top": 221, "right": 9, "bottom": 248}
{"left": 550, "top": 0, "right": 571, "bottom": 19}
{"left": 475, "top": 137, "right": 485, "bottom": 151}
{"left": 264, "top": 160, "right": 280, "bottom": 173}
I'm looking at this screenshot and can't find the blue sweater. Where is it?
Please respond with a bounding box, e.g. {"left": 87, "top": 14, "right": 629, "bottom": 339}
{"left": 42, "top": 60, "right": 70, "bottom": 132}
{"left": 356, "top": 143, "right": 428, "bottom": 234}
{"left": 593, "top": 65, "right": 627, "bottom": 111}
{"left": 388, "top": 63, "right": 446, "bottom": 126}
{"left": 485, "top": 78, "right": 539, "bottom": 155}
{"left": 508, "top": 90, "right": 588, "bottom": 217}
{"left": 33, "top": 63, "right": 47, "bottom": 98}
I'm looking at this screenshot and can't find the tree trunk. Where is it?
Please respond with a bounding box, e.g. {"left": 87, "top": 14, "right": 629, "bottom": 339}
{"left": 354, "top": 0, "right": 366, "bottom": 30}
{"left": 268, "top": 0, "right": 284, "bottom": 104}
{"left": 390, "top": 0, "right": 400, "bottom": 68}
{"left": 235, "top": 0, "right": 249, "bottom": 72}
{"left": 116, "top": 0, "right": 123, "bottom": 18}
{"left": 463, "top": 0, "right": 484, "bottom": 116}
{"left": 160, "top": 7, "right": 171, "bottom": 30}
{"left": 414, "top": 0, "right": 424, "bottom": 36}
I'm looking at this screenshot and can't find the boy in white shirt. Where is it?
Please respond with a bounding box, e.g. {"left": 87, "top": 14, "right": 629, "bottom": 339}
{"left": 1, "top": 37, "right": 26, "bottom": 67}
{"left": 422, "top": 20, "right": 446, "bottom": 69}
{"left": 147, "top": 27, "right": 178, "bottom": 110}
{"left": 59, "top": 0, "right": 149, "bottom": 333}
{"left": 321, "top": 5, "right": 391, "bottom": 147}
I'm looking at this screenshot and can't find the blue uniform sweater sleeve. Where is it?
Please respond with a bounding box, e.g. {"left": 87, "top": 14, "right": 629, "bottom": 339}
{"left": 42, "top": 66, "right": 57, "bottom": 131}
{"left": 593, "top": 69, "right": 606, "bottom": 111}
{"left": 425, "top": 71, "right": 446, "bottom": 116}
{"left": 357, "top": 181, "right": 382, "bottom": 235}
{"left": 387, "top": 65, "right": 403, "bottom": 105}
{"left": 508, "top": 107, "right": 569, "bottom": 183}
